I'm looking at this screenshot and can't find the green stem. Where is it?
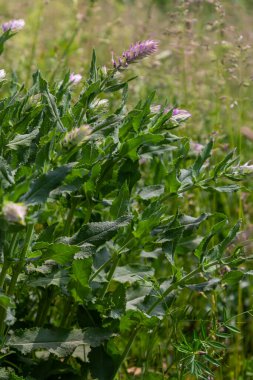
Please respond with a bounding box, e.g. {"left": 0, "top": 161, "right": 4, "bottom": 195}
{"left": 147, "top": 260, "right": 220, "bottom": 314}
{"left": 35, "top": 287, "right": 54, "bottom": 326}
{"left": 100, "top": 253, "right": 120, "bottom": 300}
{"left": 7, "top": 224, "right": 34, "bottom": 297}
{"left": 0, "top": 224, "right": 34, "bottom": 338}
{"left": 111, "top": 326, "right": 140, "bottom": 380}
{"left": 90, "top": 257, "right": 113, "bottom": 282}
{"left": 0, "top": 262, "right": 9, "bottom": 289}
{"left": 0, "top": 233, "right": 19, "bottom": 289}
{"left": 63, "top": 199, "right": 77, "bottom": 236}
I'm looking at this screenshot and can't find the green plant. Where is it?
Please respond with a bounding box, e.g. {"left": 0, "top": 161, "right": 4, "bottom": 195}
{"left": 0, "top": 26, "right": 250, "bottom": 380}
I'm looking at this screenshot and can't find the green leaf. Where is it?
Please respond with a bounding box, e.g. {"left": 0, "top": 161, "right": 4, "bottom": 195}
{"left": 207, "top": 340, "right": 226, "bottom": 350}
{"left": 204, "top": 354, "right": 220, "bottom": 367}
{"left": 167, "top": 169, "right": 181, "bottom": 193}
{"left": 138, "top": 185, "right": 164, "bottom": 200}
{"left": 70, "top": 256, "right": 92, "bottom": 301}
{"left": 89, "top": 49, "right": 97, "bottom": 83}
{"left": 61, "top": 216, "right": 131, "bottom": 247}
{"left": 28, "top": 270, "right": 69, "bottom": 289}
{"left": 222, "top": 270, "right": 244, "bottom": 285}
{"left": 0, "top": 156, "right": 15, "bottom": 186}
{"left": 225, "top": 324, "right": 240, "bottom": 333}
{"left": 194, "top": 218, "right": 228, "bottom": 261}
{"left": 110, "top": 182, "right": 130, "bottom": 218}
{"left": 22, "top": 163, "right": 75, "bottom": 204}
{"left": 0, "top": 292, "right": 13, "bottom": 310}
{"left": 205, "top": 184, "right": 241, "bottom": 193}
{"left": 113, "top": 265, "right": 154, "bottom": 284}
{"left": 212, "top": 150, "right": 235, "bottom": 178}
{"left": 192, "top": 139, "right": 213, "bottom": 177}
{"left": 8, "top": 327, "right": 113, "bottom": 357}
{"left": 40, "top": 243, "right": 94, "bottom": 264}
{"left": 119, "top": 134, "right": 164, "bottom": 160}
{"left": 88, "top": 346, "right": 116, "bottom": 380}
{"left": 7, "top": 129, "right": 39, "bottom": 150}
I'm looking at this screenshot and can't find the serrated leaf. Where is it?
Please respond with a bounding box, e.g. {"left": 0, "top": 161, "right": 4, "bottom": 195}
{"left": 40, "top": 243, "right": 94, "bottom": 264}
{"left": 8, "top": 327, "right": 113, "bottom": 357}
{"left": 61, "top": 216, "right": 131, "bottom": 247}
{"left": 22, "top": 163, "right": 75, "bottom": 204}
{"left": 113, "top": 265, "right": 154, "bottom": 284}
{"left": 28, "top": 270, "right": 69, "bottom": 288}
{"left": 7, "top": 129, "right": 39, "bottom": 150}
{"left": 138, "top": 185, "right": 164, "bottom": 200}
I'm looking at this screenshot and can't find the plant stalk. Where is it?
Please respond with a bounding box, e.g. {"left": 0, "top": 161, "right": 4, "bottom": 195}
{"left": 8, "top": 224, "right": 34, "bottom": 297}
{"left": 100, "top": 252, "right": 120, "bottom": 300}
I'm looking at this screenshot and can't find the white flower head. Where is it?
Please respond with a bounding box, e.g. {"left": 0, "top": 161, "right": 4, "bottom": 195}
{"left": 0, "top": 69, "right": 6, "bottom": 80}
{"left": 3, "top": 201, "right": 27, "bottom": 225}
{"left": 2, "top": 19, "right": 25, "bottom": 32}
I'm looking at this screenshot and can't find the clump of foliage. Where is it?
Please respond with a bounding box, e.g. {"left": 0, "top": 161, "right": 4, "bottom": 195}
{"left": 0, "top": 25, "right": 250, "bottom": 380}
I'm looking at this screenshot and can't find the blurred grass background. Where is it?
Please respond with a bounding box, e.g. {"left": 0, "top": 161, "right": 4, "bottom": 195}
{"left": 1, "top": 1, "right": 253, "bottom": 378}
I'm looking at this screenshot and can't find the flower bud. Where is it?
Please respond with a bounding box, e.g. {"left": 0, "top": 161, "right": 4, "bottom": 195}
{"left": 2, "top": 201, "right": 27, "bottom": 225}
{"left": 62, "top": 125, "right": 91, "bottom": 148}
{"left": 0, "top": 69, "right": 6, "bottom": 80}
{"left": 69, "top": 73, "right": 82, "bottom": 85}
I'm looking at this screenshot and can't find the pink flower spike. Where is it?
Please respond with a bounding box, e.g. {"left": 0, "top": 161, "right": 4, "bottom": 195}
{"left": 69, "top": 73, "right": 82, "bottom": 85}
{"left": 112, "top": 40, "right": 159, "bottom": 70}
{"left": 2, "top": 19, "right": 25, "bottom": 32}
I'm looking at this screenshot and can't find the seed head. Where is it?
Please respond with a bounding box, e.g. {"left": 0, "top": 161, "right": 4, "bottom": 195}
{"left": 62, "top": 125, "right": 91, "bottom": 148}
{"left": 69, "top": 73, "right": 82, "bottom": 85}
{"left": 112, "top": 40, "right": 159, "bottom": 70}
{"left": 2, "top": 19, "right": 25, "bottom": 32}
{"left": 3, "top": 201, "right": 27, "bottom": 225}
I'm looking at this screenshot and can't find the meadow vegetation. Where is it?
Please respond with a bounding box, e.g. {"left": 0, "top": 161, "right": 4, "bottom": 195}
{"left": 0, "top": 1, "right": 253, "bottom": 379}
